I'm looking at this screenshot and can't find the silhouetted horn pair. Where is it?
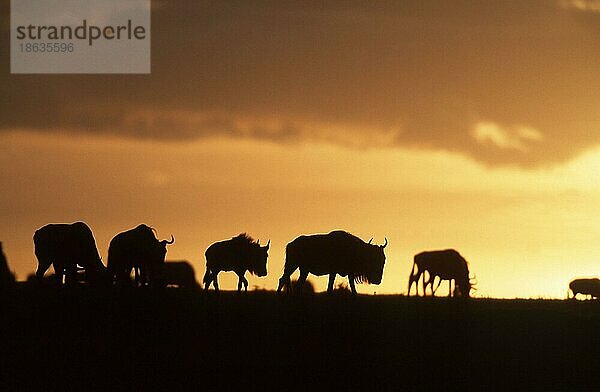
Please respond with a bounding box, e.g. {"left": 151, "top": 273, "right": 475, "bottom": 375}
{"left": 161, "top": 235, "right": 175, "bottom": 245}
{"left": 368, "top": 237, "right": 388, "bottom": 248}
{"left": 257, "top": 239, "right": 271, "bottom": 249}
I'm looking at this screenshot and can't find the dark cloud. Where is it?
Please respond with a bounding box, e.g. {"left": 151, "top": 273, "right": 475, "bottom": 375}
{"left": 2, "top": 0, "right": 600, "bottom": 166}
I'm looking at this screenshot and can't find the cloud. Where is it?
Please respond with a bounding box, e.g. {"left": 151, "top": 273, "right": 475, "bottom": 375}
{"left": 472, "top": 122, "right": 543, "bottom": 151}
{"left": 1, "top": 0, "right": 600, "bottom": 166}
{"left": 560, "top": 0, "right": 600, "bottom": 12}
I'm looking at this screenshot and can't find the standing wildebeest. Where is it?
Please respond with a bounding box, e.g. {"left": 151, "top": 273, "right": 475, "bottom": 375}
{"left": 163, "top": 260, "right": 200, "bottom": 288}
{"left": 407, "top": 249, "right": 475, "bottom": 297}
{"left": 277, "top": 230, "right": 387, "bottom": 295}
{"left": 34, "top": 222, "right": 107, "bottom": 286}
{"left": 107, "top": 224, "right": 174, "bottom": 287}
{"left": 203, "top": 234, "right": 269, "bottom": 292}
{"left": 568, "top": 278, "right": 600, "bottom": 299}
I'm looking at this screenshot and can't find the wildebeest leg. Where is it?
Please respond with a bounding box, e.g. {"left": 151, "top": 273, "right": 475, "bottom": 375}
{"left": 36, "top": 258, "right": 52, "bottom": 282}
{"left": 348, "top": 275, "right": 357, "bottom": 295}
{"left": 236, "top": 272, "right": 244, "bottom": 292}
{"left": 424, "top": 275, "right": 431, "bottom": 296}
{"left": 277, "top": 270, "right": 294, "bottom": 293}
{"left": 213, "top": 272, "right": 219, "bottom": 292}
{"left": 235, "top": 271, "right": 249, "bottom": 292}
{"left": 422, "top": 273, "right": 430, "bottom": 296}
{"left": 432, "top": 277, "right": 442, "bottom": 296}
{"left": 203, "top": 270, "right": 212, "bottom": 290}
{"left": 327, "top": 273, "right": 336, "bottom": 293}
{"left": 53, "top": 261, "right": 65, "bottom": 286}
{"left": 407, "top": 263, "right": 419, "bottom": 296}
{"left": 297, "top": 270, "right": 309, "bottom": 294}
{"left": 448, "top": 279, "right": 453, "bottom": 297}
{"left": 422, "top": 271, "right": 429, "bottom": 296}
{"left": 408, "top": 270, "right": 421, "bottom": 296}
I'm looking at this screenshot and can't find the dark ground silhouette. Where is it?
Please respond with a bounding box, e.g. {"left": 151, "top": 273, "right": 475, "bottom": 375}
{"left": 1, "top": 286, "right": 599, "bottom": 390}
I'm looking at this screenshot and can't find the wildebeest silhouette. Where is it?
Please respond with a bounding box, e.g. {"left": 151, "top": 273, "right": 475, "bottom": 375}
{"left": 33, "top": 222, "right": 108, "bottom": 286}
{"left": 107, "top": 224, "right": 174, "bottom": 288}
{"left": 277, "top": 230, "right": 387, "bottom": 295}
{"left": 568, "top": 278, "right": 600, "bottom": 299}
{"left": 163, "top": 260, "right": 200, "bottom": 288}
{"left": 0, "top": 242, "right": 15, "bottom": 287}
{"left": 408, "top": 249, "right": 475, "bottom": 297}
{"left": 203, "top": 233, "right": 269, "bottom": 292}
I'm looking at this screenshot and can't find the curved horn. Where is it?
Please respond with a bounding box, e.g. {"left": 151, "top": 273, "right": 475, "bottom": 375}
{"left": 382, "top": 238, "right": 388, "bottom": 248}
{"left": 165, "top": 235, "right": 175, "bottom": 244}
{"left": 368, "top": 238, "right": 373, "bottom": 244}
{"left": 265, "top": 239, "right": 270, "bottom": 250}
{"left": 257, "top": 239, "right": 260, "bottom": 245}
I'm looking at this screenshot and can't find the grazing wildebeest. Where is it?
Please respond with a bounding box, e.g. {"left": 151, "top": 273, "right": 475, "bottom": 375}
{"left": 407, "top": 249, "right": 475, "bottom": 297}
{"left": 163, "top": 260, "right": 200, "bottom": 288}
{"left": 0, "top": 242, "right": 15, "bottom": 287}
{"left": 203, "top": 234, "right": 269, "bottom": 292}
{"left": 568, "top": 278, "right": 600, "bottom": 299}
{"left": 107, "top": 224, "right": 174, "bottom": 287}
{"left": 277, "top": 230, "right": 387, "bottom": 295}
{"left": 33, "top": 222, "right": 108, "bottom": 286}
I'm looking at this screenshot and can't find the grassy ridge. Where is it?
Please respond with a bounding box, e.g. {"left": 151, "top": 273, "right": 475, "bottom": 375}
{"left": 1, "top": 285, "right": 599, "bottom": 390}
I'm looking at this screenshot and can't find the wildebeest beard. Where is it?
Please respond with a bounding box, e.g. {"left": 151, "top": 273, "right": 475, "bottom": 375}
{"left": 353, "top": 274, "right": 371, "bottom": 284}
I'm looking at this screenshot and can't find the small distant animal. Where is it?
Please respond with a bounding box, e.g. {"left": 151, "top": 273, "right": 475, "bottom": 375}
{"left": 34, "top": 222, "right": 108, "bottom": 286}
{"left": 408, "top": 249, "right": 476, "bottom": 297}
{"left": 107, "top": 224, "right": 174, "bottom": 288}
{"left": 163, "top": 261, "right": 200, "bottom": 288}
{"left": 277, "top": 230, "right": 387, "bottom": 295}
{"left": 203, "top": 233, "right": 269, "bottom": 292}
{"left": 568, "top": 278, "right": 600, "bottom": 299}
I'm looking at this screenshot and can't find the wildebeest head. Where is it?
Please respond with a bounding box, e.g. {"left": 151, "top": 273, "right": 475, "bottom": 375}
{"left": 148, "top": 235, "right": 175, "bottom": 283}
{"left": 251, "top": 239, "right": 270, "bottom": 277}
{"left": 72, "top": 222, "right": 103, "bottom": 266}
{"left": 360, "top": 237, "right": 387, "bottom": 284}
{"left": 455, "top": 271, "right": 477, "bottom": 298}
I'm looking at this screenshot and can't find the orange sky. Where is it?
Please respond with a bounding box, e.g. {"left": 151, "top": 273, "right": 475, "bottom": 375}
{"left": 2, "top": 1, "right": 600, "bottom": 297}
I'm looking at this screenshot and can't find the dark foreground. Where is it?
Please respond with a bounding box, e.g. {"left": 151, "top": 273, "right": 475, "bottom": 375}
{"left": 1, "top": 286, "right": 599, "bottom": 391}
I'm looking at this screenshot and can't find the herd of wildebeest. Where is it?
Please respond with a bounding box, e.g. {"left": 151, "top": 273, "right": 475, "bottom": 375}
{"left": 0, "top": 221, "right": 598, "bottom": 299}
